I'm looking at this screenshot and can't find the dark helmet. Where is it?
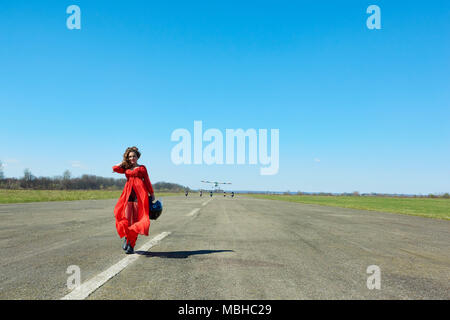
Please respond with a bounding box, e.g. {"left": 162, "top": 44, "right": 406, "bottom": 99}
{"left": 149, "top": 200, "right": 163, "bottom": 220}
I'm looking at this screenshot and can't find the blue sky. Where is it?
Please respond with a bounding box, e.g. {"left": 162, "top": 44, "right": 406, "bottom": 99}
{"left": 1, "top": 0, "right": 449, "bottom": 194}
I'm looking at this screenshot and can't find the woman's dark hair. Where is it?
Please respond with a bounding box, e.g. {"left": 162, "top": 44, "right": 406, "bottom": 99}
{"left": 121, "top": 146, "right": 141, "bottom": 169}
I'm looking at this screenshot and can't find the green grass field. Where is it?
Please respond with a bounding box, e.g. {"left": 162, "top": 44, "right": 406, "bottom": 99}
{"left": 2, "top": 190, "right": 448, "bottom": 220}
{"left": 246, "top": 194, "right": 450, "bottom": 220}
{"left": 0, "top": 189, "right": 180, "bottom": 204}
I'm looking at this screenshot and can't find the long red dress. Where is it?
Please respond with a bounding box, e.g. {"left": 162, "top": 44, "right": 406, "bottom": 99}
{"left": 112, "top": 165, "right": 154, "bottom": 240}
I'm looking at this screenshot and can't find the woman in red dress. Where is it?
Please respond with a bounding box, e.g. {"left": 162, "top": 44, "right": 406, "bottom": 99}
{"left": 112, "top": 146, "right": 155, "bottom": 254}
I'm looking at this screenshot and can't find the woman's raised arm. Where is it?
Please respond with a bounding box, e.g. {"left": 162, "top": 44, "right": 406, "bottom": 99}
{"left": 112, "top": 163, "right": 126, "bottom": 174}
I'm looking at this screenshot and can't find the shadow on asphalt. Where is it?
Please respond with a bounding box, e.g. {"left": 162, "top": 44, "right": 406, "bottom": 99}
{"left": 135, "top": 250, "right": 234, "bottom": 259}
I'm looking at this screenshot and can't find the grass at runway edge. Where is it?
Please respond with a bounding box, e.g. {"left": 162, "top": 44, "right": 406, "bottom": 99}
{"left": 246, "top": 194, "right": 450, "bottom": 220}
{"left": 0, "top": 189, "right": 181, "bottom": 204}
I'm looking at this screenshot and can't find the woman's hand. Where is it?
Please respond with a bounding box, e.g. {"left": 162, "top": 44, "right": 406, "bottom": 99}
{"left": 149, "top": 193, "right": 155, "bottom": 203}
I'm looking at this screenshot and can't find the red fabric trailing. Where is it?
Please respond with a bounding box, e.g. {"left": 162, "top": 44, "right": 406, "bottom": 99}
{"left": 112, "top": 165, "right": 154, "bottom": 239}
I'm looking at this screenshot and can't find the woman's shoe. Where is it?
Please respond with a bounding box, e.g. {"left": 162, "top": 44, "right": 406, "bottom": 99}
{"left": 125, "top": 244, "right": 134, "bottom": 254}
{"left": 122, "top": 238, "right": 128, "bottom": 250}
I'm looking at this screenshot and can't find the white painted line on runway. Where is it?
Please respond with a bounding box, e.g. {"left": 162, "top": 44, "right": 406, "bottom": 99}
{"left": 61, "top": 231, "right": 171, "bottom": 300}
{"left": 202, "top": 199, "right": 212, "bottom": 206}
{"left": 185, "top": 199, "right": 211, "bottom": 217}
{"left": 186, "top": 208, "right": 200, "bottom": 217}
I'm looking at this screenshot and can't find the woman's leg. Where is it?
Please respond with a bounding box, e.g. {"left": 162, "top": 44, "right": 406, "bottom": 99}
{"left": 125, "top": 202, "right": 133, "bottom": 226}
{"left": 125, "top": 201, "right": 139, "bottom": 248}
{"left": 125, "top": 201, "right": 139, "bottom": 225}
{"left": 127, "top": 230, "right": 138, "bottom": 247}
{"left": 132, "top": 201, "right": 139, "bottom": 224}
{"left": 122, "top": 202, "right": 132, "bottom": 250}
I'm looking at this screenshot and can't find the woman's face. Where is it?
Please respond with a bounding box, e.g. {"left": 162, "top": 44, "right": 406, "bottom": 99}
{"left": 128, "top": 152, "right": 138, "bottom": 166}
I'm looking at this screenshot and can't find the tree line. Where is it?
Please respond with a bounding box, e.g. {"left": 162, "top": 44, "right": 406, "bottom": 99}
{"left": 0, "top": 164, "right": 188, "bottom": 192}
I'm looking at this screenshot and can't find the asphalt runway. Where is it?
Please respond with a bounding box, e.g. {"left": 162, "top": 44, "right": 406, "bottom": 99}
{"left": 0, "top": 195, "right": 449, "bottom": 300}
